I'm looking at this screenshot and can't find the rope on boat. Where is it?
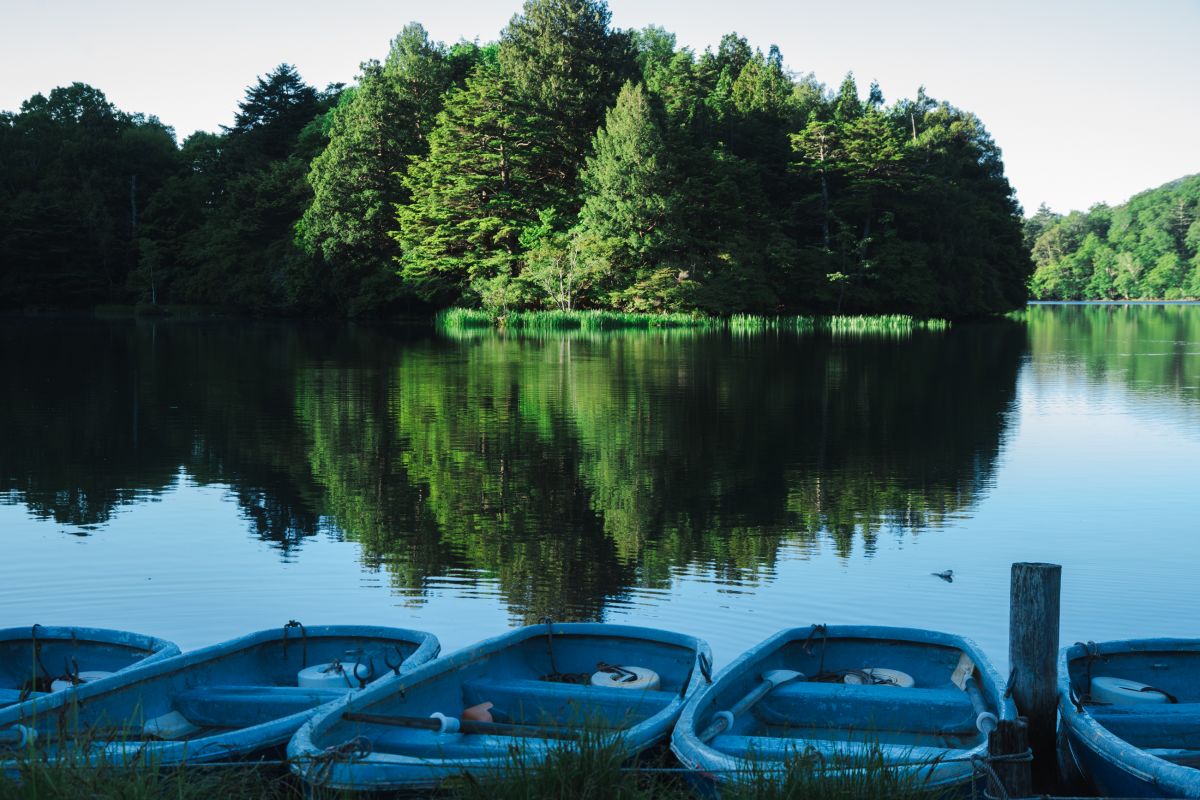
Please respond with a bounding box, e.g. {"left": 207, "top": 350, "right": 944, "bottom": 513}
{"left": 19, "top": 625, "right": 82, "bottom": 701}
{"left": 282, "top": 620, "right": 307, "bottom": 668}
{"left": 802, "top": 624, "right": 829, "bottom": 676}
{"left": 697, "top": 652, "right": 713, "bottom": 685}
{"left": 970, "top": 752, "right": 1008, "bottom": 800}
{"left": 299, "top": 736, "right": 372, "bottom": 787}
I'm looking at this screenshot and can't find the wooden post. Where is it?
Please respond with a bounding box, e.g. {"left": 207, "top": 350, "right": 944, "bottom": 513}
{"left": 1009, "top": 561, "right": 1061, "bottom": 788}
{"left": 986, "top": 717, "right": 1032, "bottom": 799}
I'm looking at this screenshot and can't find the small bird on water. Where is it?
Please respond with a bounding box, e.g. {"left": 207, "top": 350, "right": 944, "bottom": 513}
{"left": 931, "top": 570, "right": 954, "bottom": 582}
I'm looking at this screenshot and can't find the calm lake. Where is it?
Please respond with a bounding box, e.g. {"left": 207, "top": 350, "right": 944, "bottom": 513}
{"left": 1, "top": 304, "right": 1197, "bottom": 670}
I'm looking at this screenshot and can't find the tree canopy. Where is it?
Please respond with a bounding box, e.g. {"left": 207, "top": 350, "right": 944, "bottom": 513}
{"left": 1028, "top": 174, "right": 1200, "bottom": 300}
{"left": 0, "top": 0, "right": 1040, "bottom": 318}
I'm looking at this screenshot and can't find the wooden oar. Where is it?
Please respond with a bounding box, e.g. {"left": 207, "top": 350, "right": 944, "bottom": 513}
{"left": 342, "top": 711, "right": 616, "bottom": 741}
{"left": 698, "top": 670, "right": 805, "bottom": 743}
{"left": 950, "top": 653, "right": 998, "bottom": 734}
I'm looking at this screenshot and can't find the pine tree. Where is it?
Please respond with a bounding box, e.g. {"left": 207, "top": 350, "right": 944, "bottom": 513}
{"left": 575, "top": 82, "right": 686, "bottom": 309}
{"left": 297, "top": 25, "right": 471, "bottom": 314}
{"left": 498, "top": 0, "right": 637, "bottom": 194}
{"left": 395, "top": 62, "right": 560, "bottom": 303}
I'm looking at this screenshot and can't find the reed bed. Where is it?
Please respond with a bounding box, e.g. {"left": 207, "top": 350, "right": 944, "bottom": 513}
{"left": 437, "top": 308, "right": 949, "bottom": 337}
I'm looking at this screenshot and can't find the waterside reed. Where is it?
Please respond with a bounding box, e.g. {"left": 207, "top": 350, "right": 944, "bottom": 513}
{"left": 437, "top": 308, "right": 949, "bottom": 336}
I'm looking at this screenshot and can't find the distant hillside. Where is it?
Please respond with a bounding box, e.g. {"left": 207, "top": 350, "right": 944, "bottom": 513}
{"left": 1026, "top": 174, "right": 1200, "bottom": 300}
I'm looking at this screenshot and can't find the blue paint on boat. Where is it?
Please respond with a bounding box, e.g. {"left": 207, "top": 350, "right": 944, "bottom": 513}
{"left": 671, "top": 625, "right": 1014, "bottom": 792}
{"left": 1059, "top": 638, "right": 1200, "bottom": 798}
{"left": 0, "top": 624, "right": 438, "bottom": 766}
{"left": 0, "top": 625, "right": 179, "bottom": 708}
{"left": 288, "top": 622, "right": 711, "bottom": 792}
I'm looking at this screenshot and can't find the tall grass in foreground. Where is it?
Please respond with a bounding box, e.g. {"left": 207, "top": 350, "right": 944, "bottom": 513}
{"left": 0, "top": 758, "right": 299, "bottom": 800}
{"left": 446, "top": 730, "right": 957, "bottom": 800}
{"left": 436, "top": 308, "right": 949, "bottom": 337}
{"left": 3, "top": 722, "right": 957, "bottom": 799}
{"left": 446, "top": 729, "right": 674, "bottom": 800}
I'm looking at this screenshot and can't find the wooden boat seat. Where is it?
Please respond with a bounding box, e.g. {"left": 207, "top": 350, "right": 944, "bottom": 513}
{"left": 461, "top": 677, "right": 676, "bottom": 726}
{"left": 709, "top": 733, "right": 971, "bottom": 765}
{"left": 173, "top": 685, "right": 345, "bottom": 729}
{"left": 755, "top": 681, "right": 977, "bottom": 733}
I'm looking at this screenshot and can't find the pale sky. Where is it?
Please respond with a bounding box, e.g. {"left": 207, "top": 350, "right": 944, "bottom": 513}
{"left": 2, "top": 0, "right": 1197, "bottom": 215}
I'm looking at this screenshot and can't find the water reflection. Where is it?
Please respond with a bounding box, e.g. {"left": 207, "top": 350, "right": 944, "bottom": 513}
{"left": 1026, "top": 304, "right": 1200, "bottom": 407}
{"left": 1, "top": 316, "right": 1025, "bottom": 623}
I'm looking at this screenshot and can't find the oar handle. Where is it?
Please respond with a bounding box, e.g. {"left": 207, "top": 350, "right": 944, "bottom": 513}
{"left": 964, "top": 677, "right": 998, "bottom": 734}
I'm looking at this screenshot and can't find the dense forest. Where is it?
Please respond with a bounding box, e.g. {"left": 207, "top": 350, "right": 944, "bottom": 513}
{"left": 1026, "top": 174, "right": 1200, "bottom": 300}
{"left": 0, "top": 0, "right": 1031, "bottom": 319}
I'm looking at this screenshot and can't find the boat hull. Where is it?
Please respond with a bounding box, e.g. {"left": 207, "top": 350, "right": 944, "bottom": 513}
{"left": 671, "top": 625, "right": 1015, "bottom": 792}
{"left": 1058, "top": 638, "right": 1200, "bottom": 798}
{"left": 0, "top": 624, "right": 438, "bottom": 767}
{"left": 288, "top": 622, "right": 711, "bottom": 792}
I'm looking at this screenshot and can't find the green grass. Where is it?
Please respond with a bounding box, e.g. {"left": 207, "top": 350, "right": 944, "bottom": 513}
{"left": 2, "top": 718, "right": 958, "bottom": 800}
{"left": 437, "top": 308, "right": 950, "bottom": 337}
{"left": 1, "top": 758, "right": 300, "bottom": 800}
{"left": 1, "top": 743, "right": 959, "bottom": 800}
{"left": 442, "top": 729, "right": 957, "bottom": 800}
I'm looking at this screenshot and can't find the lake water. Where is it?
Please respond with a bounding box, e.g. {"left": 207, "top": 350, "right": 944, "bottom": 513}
{"left": 1, "top": 305, "right": 1197, "bottom": 671}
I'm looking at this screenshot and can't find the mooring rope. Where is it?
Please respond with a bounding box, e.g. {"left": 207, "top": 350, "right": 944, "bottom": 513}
{"left": 282, "top": 620, "right": 308, "bottom": 668}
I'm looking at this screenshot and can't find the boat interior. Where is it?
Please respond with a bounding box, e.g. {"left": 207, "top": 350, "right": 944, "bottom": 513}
{"left": 0, "top": 635, "right": 158, "bottom": 706}
{"left": 4, "top": 633, "right": 422, "bottom": 750}
{"left": 322, "top": 632, "right": 697, "bottom": 759}
{"left": 1069, "top": 645, "right": 1200, "bottom": 766}
{"left": 700, "top": 635, "right": 996, "bottom": 765}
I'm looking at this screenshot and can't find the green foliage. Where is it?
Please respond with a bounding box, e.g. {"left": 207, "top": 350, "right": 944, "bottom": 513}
{"left": 0, "top": 84, "right": 178, "bottom": 307}
{"left": 498, "top": 0, "right": 638, "bottom": 188}
{"left": 0, "top": 0, "right": 1031, "bottom": 319}
{"left": 575, "top": 82, "right": 689, "bottom": 309}
{"left": 396, "top": 61, "right": 561, "bottom": 302}
{"left": 1029, "top": 174, "right": 1200, "bottom": 299}
{"left": 297, "top": 25, "right": 473, "bottom": 315}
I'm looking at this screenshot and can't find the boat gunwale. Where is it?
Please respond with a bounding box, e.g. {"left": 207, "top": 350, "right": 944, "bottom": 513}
{"left": 0, "top": 625, "right": 180, "bottom": 670}
{"left": 670, "top": 624, "right": 1015, "bottom": 788}
{"left": 1057, "top": 638, "right": 1200, "bottom": 796}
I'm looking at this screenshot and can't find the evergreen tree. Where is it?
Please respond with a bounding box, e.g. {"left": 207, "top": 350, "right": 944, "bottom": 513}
{"left": 225, "top": 64, "right": 319, "bottom": 163}
{"left": 575, "top": 82, "right": 684, "bottom": 309}
{"left": 395, "top": 62, "right": 559, "bottom": 303}
{"left": 498, "top": 0, "right": 637, "bottom": 195}
{"left": 297, "top": 25, "right": 473, "bottom": 315}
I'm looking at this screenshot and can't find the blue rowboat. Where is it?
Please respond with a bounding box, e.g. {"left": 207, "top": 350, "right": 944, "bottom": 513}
{"left": 671, "top": 625, "right": 1015, "bottom": 792}
{"left": 1, "top": 625, "right": 179, "bottom": 708}
{"left": 288, "top": 621, "right": 712, "bottom": 792}
{"left": 1059, "top": 638, "right": 1200, "bottom": 798}
{"left": 0, "top": 623, "right": 438, "bottom": 764}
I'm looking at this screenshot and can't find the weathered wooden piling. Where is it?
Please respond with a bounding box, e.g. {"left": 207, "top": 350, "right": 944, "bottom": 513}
{"left": 1009, "top": 561, "right": 1061, "bottom": 787}
{"left": 986, "top": 717, "right": 1032, "bottom": 799}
